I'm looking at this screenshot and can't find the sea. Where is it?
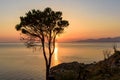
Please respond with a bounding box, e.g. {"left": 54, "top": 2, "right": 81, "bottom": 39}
{"left": 0, "top": 42, "right": 120, "bottom": 80}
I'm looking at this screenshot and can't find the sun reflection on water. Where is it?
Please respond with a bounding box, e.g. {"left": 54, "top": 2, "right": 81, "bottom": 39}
{"left": 54, "top": 47, "right": 58, "bottom": 61}
{"left": 52, "top": 43, "right": 60, "bottom": 66}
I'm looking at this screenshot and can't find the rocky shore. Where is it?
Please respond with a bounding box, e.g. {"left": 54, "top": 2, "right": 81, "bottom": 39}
{"left": 50, "top": 51, "right": 120, "bottom": 80}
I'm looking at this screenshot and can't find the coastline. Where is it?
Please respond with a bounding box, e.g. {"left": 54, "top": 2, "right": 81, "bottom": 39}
{"left": 50, "top": 51, "right": 120, "bottom": 80}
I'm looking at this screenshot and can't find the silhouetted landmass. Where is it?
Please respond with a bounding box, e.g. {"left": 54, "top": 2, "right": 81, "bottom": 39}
{"left": 75, "top": 36, "right": 120, "bottom": 42}
{"left": 50, "top": 51, "right": 120, "bottom": 80}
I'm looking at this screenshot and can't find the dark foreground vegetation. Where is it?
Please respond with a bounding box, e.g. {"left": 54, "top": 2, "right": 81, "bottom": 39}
{"left": 50, "top": 50, "right": 120, "bottom": 80}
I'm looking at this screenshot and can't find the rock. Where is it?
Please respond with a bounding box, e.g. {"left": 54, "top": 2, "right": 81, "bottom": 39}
{"left": 50, "top": 51, "right": 120, "bottom": 80}
{"left": 50, "top": 61, "right": 89, "bottom": 80}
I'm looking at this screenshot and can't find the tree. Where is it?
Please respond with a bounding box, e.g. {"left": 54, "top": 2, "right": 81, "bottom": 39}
{"left": 15, "top": 7, "right": 69, "bottom": 80}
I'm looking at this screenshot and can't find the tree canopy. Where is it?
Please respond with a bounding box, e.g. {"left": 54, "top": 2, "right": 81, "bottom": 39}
{"left": 16, "top": 7, "right": 69, "bottom": 43}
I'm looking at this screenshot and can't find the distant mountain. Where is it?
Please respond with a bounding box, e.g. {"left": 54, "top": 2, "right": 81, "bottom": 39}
{"left": 76, "top": 36, "right": 120, "bottom": 42}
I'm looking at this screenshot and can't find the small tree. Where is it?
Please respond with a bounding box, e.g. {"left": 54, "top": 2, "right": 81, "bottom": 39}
{"left": 103, "top": 50, "right": 111, "bottom": 60}
{"left": 15, "top": 7, "right": 69, "bottom": 80}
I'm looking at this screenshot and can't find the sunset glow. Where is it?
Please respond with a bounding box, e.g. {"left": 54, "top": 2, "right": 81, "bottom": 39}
{"left": 0, "top": 0, "right": 120, "bottom": 42}
{"left": 0, "top": 1, "right": 120, "bottom": 79}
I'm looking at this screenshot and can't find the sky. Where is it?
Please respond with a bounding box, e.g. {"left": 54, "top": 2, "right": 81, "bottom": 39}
{"left": 0, "top": 0, "right": 120, "bottom": 42}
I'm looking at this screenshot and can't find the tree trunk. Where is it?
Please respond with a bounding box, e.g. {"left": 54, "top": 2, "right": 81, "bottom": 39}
{"left": 47, "top": 54, "right": 52, "bottom": 80}
{"left": 41, "top": 39, "right": 49, "bottom": 80}
{"left": 46, "top": 65, "right": 50, "bottom": 80}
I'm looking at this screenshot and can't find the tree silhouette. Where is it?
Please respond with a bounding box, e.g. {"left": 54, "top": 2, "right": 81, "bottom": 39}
{"left": 15, "top": 7, "right": 69, "bottom": 80}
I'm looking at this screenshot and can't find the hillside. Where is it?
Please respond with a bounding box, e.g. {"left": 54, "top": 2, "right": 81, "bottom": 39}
{"left": 50, "top": 50, "right": 120, "bottom": 80}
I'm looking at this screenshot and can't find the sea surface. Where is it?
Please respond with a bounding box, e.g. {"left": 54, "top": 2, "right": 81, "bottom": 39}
{"left": 0, "top": 42, "right": 120, "bottom": 80}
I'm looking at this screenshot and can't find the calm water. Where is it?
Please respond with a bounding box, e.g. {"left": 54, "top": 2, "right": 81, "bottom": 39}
{"left": 0, "top": 42, "right": 120, "bottom": 80}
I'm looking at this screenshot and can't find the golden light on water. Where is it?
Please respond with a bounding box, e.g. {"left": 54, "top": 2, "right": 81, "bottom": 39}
{"left": 52, "top": 43, "right": 60, "bottom": 66}
{"left": 54, "top": 47, "right": 58, "bottom": 61}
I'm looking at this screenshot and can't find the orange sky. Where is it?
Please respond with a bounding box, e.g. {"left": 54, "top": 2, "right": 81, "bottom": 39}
{"left": 0, "top": 0, "right": 120, "bottom": 42}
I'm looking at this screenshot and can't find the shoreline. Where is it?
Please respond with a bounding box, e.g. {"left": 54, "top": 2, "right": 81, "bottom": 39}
{"left": 50, "top": 51, "right": 120, "bottom": 80}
